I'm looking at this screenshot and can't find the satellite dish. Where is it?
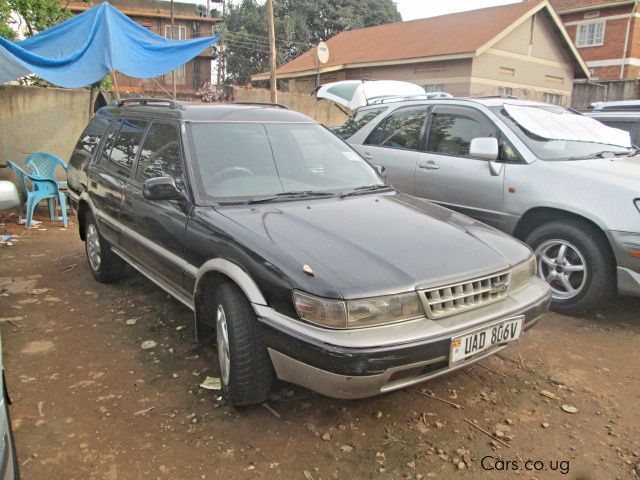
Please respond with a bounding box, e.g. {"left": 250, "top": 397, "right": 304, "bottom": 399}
{"left": 317, "top": 42, "right": 329, "bottom": 65}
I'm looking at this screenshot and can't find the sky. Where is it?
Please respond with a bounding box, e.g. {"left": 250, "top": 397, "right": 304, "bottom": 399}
{"left": 180, "top": 0, "right": 522, "bottom": 21}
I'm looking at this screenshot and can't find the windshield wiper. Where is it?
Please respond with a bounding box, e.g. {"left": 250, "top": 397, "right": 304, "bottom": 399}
{"left": 247, "top": 190, "right": 336, "bottom": 205}
{"left": 339, "top": 184, "right": 394, "bottom": 198}
{"left": 567, "top": 150, "right": 630, "bottom": 160}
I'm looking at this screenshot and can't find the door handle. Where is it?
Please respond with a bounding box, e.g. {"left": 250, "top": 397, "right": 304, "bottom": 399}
{"left": 418, "top": 160, "right": 440, "bottom": 170}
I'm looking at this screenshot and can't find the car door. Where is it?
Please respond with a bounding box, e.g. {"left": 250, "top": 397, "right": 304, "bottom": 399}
{"left": 414, "top": 105, "right": 507, "bottom": 229}
{"left": 121, "top": 121, "right": 191, "bottom": 293}
{"left": 351, "top": 106, "right": 428, "bottom": 195}
{"left": 87, "top": 117, "right": 134, "bottom": 247}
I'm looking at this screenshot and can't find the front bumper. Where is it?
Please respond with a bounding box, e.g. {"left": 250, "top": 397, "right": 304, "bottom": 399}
{"left": 610, "top": 230, "right": 640, "bottom": 296}
{"left": 256, "top": 279, "right": 550, "bottom": 399}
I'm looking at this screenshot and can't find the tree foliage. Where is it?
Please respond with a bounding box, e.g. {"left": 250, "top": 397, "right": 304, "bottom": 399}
{"left": 0, "top": 0, "right": 89, "bottom": 40}
{"left": 224, "top": 0, "right": 401, "bottom": 85}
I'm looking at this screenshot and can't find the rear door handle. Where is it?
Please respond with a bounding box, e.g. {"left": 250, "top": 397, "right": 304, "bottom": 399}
{"left": 418, "top": 160, "right": 440, "bottom": 170}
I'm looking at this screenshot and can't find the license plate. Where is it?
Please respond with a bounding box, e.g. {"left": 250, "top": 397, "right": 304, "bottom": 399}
{"left": 449, "top": 316, "right": 524, "bottom": 364}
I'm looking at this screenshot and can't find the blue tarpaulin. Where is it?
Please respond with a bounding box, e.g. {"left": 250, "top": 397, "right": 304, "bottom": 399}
{"left": 0, "top": 3, "right": 220, "bottom": 88}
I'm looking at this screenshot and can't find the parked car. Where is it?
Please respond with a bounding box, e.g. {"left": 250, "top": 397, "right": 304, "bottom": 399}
{"left": 345, "top": 98, "right": 640, "bottom": 315}
{"left": 590, "top": 100, "right": 640, "bottom": 111}
{"left": 0, "top": 333, "right": 20, "bottom": 480}
{"left": 583, "top": 110, "right": 640, "bottom": 146}
{"left": 67, "top": 98, "right": 549, "bottom": 406}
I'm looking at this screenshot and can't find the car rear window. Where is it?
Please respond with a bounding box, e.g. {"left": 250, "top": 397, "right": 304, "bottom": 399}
{"left": 335, "top": 107, "right": 387, "bottom": 139}
{"left": 103, "top": 119, "right": 148, "bottom": 177}
{"left": 69, "top": 113, "right": 115, "bottom": 166}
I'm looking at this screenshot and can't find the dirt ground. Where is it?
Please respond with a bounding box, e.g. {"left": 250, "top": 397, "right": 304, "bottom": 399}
{"left": 0, "top": 212, "right": 639, "bottom": 480}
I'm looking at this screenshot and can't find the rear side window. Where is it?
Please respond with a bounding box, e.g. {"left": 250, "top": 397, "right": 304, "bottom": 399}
{"left": 70, "top": 114, "right": 114, "bottom": 165}
{"left": 426, "top": 113, "right": 495, "bottom": 157}
{"left": 136, "top": 123, "right": 183, "bottom": 182}
{"left": 364, "top": 108, "right": 427, "bottom": 150}
{"left": 105, "top": 119, "right": 148, "bottom": 177}
{"left": 336, "top": 107, "right": 387, "bottom": 139}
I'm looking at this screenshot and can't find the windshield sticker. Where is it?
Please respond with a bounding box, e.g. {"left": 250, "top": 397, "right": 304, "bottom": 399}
{"left": 504, "top": 104, "right": 631, "bottom": 148}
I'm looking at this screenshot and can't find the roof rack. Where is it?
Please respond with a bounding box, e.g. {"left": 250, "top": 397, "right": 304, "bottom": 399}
{"left": 233, "top": 101, "right": 291, "bottom": 110}
{"left": 367, "top": 93, "right": 454, "bottom": 106}
{"left": 111, "top": 97, "right": 182, "bottom": 109}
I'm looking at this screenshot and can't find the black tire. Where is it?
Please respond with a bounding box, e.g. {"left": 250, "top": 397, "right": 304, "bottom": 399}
{"left": 526, "top": 220, "right": 615, "bottom": 315}
{"left": 83, "top": 212, "right": 125, "bottom": 283}
{"left": 214, "top": 281, "right": 273, "bottom": 406}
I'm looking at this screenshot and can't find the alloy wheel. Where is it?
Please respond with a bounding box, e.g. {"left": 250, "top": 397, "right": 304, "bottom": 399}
{"left": 86, "top": 224, "right": 102, "bottom": 272}
{"left": 535, "top": 239, "right": 587, "bottom": 300}
{"left": 216, "top": 305, "right": 231, "bottom": 385}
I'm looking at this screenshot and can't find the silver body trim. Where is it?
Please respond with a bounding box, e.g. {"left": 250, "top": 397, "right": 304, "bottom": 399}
{"left": 112, "top": 247, "right": 195, "bottom": 310}
{"left": 268, "top": 342, "right": 511, "bottom": 400}
{"left": 77, "top": 191, "right": 269, "bottom": 311}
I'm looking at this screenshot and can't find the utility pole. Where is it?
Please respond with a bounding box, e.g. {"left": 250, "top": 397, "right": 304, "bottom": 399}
{"left": 266, "top": 0, "right": 277, "bottom": 103}
{"left": 171, "top": 0, "right": 177, "bottom": 99}
{"left": 217, "top": 0, "right": 226, "bottom": 87}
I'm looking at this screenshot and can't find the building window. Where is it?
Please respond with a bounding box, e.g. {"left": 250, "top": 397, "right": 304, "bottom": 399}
{"left": 545, "top": 75, "right": 564, "bottom": 85}
{"left": 576, "top": 20, "right": 605, "bottom": 47}
{"left": 498, "top": 86, "right": 513, "bottom": 97}
{"left": 164, "top": 25, "right": 187, "bottom": 78}
{"left": 543, "top": 92, "right": 563, "bottom": 105}
{"left": 499, "top": 66, "right": 515, "bottom": 77}
{"left": 424, "top": 83, "right": 445, "bottom": 93}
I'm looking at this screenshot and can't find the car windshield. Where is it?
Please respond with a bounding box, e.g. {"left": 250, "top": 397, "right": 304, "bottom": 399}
{"left": 490, "top": 105, "right": 633, "bottom": 160}
{"left": 189, "top": 122, "right": 383, "bottom": 201}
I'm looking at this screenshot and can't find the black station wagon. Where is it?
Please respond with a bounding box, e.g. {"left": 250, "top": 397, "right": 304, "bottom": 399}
{"left": 67, "top": 98, "right": 550, "bottom": 406}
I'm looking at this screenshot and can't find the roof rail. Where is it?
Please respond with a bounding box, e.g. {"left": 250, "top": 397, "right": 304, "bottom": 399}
{"left": 233, "top": 101, "right": 291, "bottom": 110}
{"left": 366, "top": 93, "right": 454, "bottom": 106}
{"left": 111, "top": 97, "right": 182, "bottom": 109}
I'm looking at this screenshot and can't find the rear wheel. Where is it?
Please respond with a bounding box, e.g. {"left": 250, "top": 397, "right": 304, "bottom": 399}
{"left": 84, "top": 212, "right": 124, "bottom": 283}
{"left": 214, "top": 282, "right": 273, "bottom": 406}
{"left": 526, "top": 220, "right": 614, "bottom": 315}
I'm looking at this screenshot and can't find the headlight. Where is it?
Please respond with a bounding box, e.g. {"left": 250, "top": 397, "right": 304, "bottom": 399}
{"left": 635, "top": 199, "right": 640, "bottom": 213}
{"left": 510, "top": 256, "right": 537, "bottom": 291}
{"left": 293, "top": 291, "right": 423, "bottom": 329}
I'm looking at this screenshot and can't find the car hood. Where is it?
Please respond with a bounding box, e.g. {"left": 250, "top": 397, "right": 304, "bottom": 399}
{"left": 216, "top": 192, "right": 531, "bottom": 299}
{"left": 544, "top": 155, "right": 640, "bottom": 190}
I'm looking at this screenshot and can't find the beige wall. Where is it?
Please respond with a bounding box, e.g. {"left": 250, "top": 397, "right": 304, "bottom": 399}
{"left": 287, "top": 59, "right": 474, "bottom": 97}
{"left": 470, "top": 12, "right": 575, "bottom": 105}
{"left": 0, "top": 85, "right": 91, "bottom": 182}
{"left": 232, "top": 86, "right": 348, "bottom": 126}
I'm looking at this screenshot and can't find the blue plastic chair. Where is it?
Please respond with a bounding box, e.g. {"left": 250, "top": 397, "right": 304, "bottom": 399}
{"left": 24, "top": 151, "right": 74, "bottom": 216}
{"left": 7, "top": 161, "right": 68, "bottom": 228}
{"left": 24, "top": 152, "right": 68, "bottom": 189}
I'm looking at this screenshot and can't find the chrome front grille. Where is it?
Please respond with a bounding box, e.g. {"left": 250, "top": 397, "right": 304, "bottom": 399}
{"left": 418, "top": 271, "right": 510, "bottom": 320}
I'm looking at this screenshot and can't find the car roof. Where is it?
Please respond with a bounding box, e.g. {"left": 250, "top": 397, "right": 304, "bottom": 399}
{"left": 582, "top": 110, "right": 640, "bottom": 119}
{"left": 98, "top": 99, "right": 315, "bottom": 123}
{"left": 590, "top": 100, "right": 640, "bottom": 110}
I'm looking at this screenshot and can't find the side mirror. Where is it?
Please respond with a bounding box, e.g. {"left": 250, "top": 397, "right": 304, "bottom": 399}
{"left": 142, "top": 176, "right": 183, "bottom": 201}
{"left": 469, "top": 137, "right": 499, "bottom": 161}
{"left": 374, "top": 164, "right": 386, "bottom": 176}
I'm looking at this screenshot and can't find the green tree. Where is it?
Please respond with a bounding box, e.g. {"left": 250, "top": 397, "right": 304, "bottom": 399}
{"left": 223, "top": 0, "right": 401, "bottom": 85}
{"left": 0, "top": 0, "right": 89, "bottom": 40}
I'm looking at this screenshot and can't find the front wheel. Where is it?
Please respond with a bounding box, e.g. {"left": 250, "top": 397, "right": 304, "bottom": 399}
{"left": 526, "top": 220, "right": 614, "bottom": 315}
{"left": 214, "top": 282, "right": 273, "bottom": 406}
